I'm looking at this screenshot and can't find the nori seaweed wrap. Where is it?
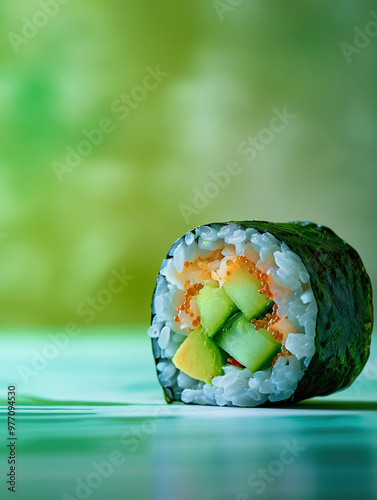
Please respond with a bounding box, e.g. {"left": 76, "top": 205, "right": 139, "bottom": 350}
{"left": 148, "top": 221, "right": 373, "bottom": 406}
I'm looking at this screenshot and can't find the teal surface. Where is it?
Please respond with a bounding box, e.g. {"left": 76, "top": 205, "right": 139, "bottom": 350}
{"left": 0, "top": 331, "right": 377, "bottom": 500}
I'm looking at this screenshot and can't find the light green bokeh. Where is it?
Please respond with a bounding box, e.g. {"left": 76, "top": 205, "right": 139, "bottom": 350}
{"left": 0, "top": 0, "right": 376, "bottom": 330}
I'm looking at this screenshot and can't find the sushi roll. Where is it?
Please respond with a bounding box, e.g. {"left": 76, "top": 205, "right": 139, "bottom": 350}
{"left": 148, "top": 221, "right": 373, "bottom": 407}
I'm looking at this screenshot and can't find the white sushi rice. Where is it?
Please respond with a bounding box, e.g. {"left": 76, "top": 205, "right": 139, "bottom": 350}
{"left": 148, "top": 223, "right": 318, "bottom": 406}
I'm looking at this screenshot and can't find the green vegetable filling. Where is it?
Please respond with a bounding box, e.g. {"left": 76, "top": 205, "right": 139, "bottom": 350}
{"left": 196, "top": 283, "right": 238, "bottom": 337}
{"left": 173, "top": 273, "right": 280, "bottom": 383}
{"left": 223, "top": 268, "right": 274, "bottom": 320}
{"left": 216, "top": 312, "right": 280, "bottom": 372}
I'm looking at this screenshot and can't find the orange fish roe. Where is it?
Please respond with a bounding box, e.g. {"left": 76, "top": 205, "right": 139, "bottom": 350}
{"left": 179, "top": 249, "right": 223, "bottom": 284}
{"left": 178, "top": 292, "right": 193, "bottom": 316}
{"left": 175, "top": 250, "right": 225, "bottom": 329}
{"left": 268, "top": 315, "right": 298, "bottom": 344}
{"left": 175, "top": 281, "right": 202, "bottom": 329}
{"left": 223, "top": 255, "right": 273, "bottom": 301}
{"left": 252, "top": 304, "right": 279, "bottom": 331}
{"left": 271, "top": 346, "right": 292, "bottom": 367}
{"left": 175, "top": 246, "right": 279, "bottom": 336}
{"left": 251, "top": 304, "right": 290, "bottom": 344}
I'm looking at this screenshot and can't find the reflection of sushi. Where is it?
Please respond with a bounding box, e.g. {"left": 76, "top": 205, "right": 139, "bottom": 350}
{"left": 149, "top": 221, "right": 373, "bottom": 407}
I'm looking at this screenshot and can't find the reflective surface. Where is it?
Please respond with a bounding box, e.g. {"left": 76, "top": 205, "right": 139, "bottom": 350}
{"left": 0, "top": 332, "right": 377, "bottom": 500}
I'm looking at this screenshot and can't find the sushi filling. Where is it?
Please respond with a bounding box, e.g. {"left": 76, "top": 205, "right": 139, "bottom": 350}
{"left": 149, "top": 223, "right": 318, "bottom": 406}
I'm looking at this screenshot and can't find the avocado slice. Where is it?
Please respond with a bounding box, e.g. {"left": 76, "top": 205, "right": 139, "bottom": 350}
{"left": 197, "top": 283, "right": 238, "bottom": 337}
{"left": 215, "top": 312, "right": 280, "bottom": 372}
{"left": 172, "top": 327, "right": 227, "bottom": 384}
{"left": 222, "top": 268, "right": 274, "bottom": 320}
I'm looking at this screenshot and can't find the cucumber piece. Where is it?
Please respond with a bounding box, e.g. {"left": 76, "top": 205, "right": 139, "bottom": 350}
{"left": 223, "top": 268, "right": 274, "bottom": 320}
{"left": 172, "top": 327, "right": 227, "bottom": 384}
{"left": 197, "top": 284, "right": 238, "bottom": 337}
{"left": 215, "top": 312, "right": 281, "bottom": 372}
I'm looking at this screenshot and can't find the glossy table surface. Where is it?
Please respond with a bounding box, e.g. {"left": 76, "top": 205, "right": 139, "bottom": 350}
{"left": 0, "top": 329, "right": 376, "bottom": 500}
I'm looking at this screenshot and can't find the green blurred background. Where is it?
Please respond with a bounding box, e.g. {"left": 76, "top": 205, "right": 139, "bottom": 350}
{"left": 0, "top": 0, "right": 376, "bottom": 332}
